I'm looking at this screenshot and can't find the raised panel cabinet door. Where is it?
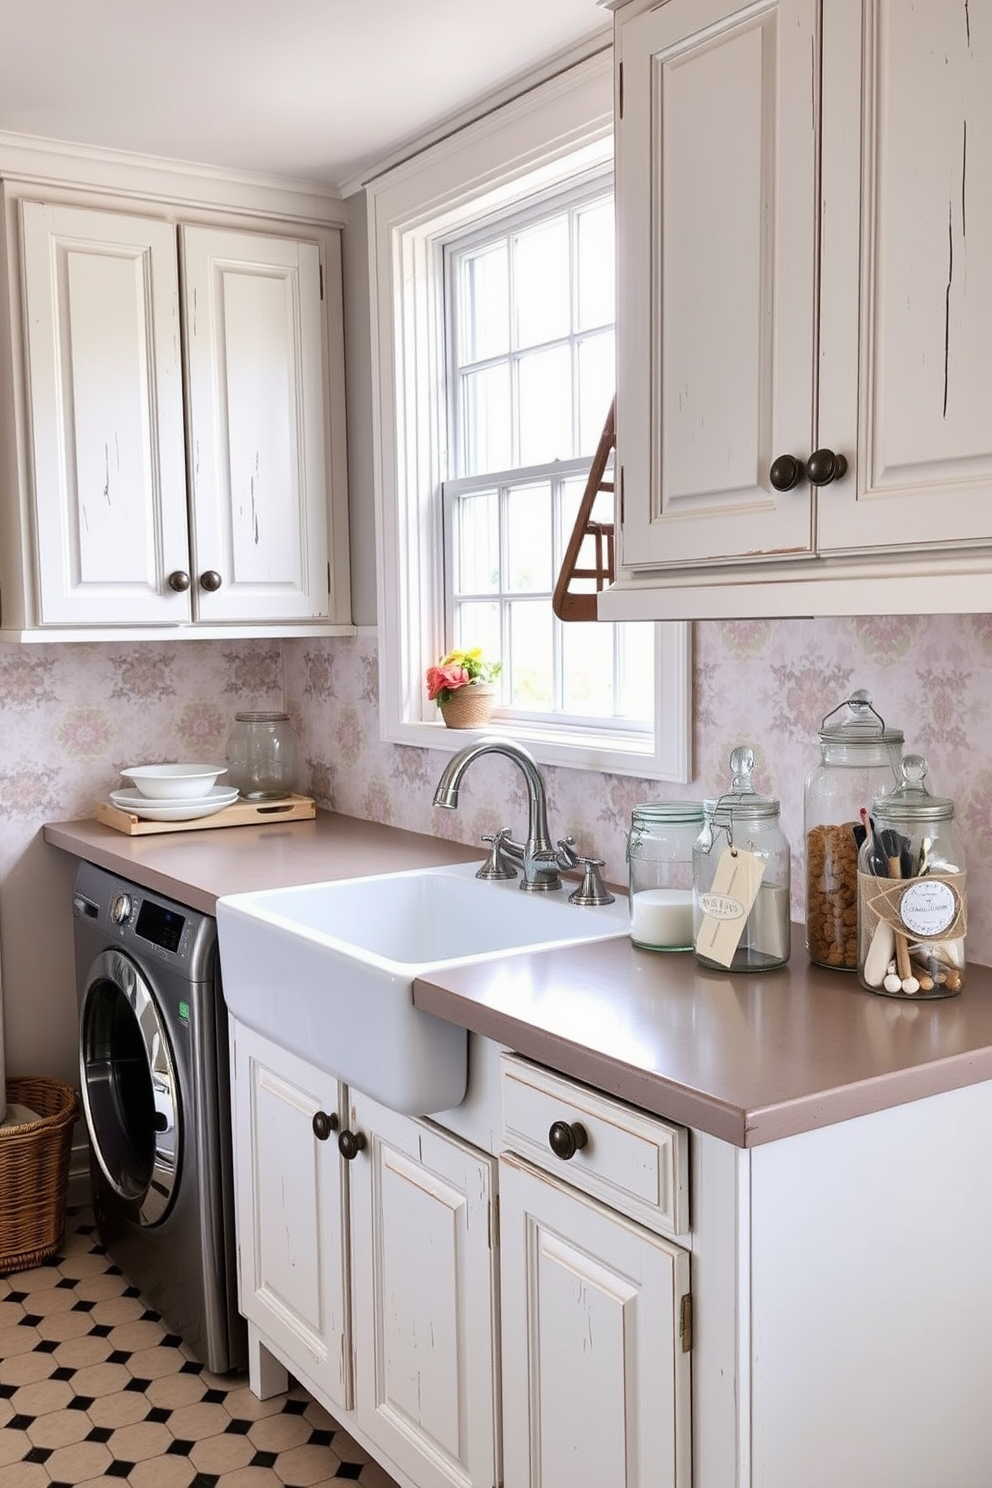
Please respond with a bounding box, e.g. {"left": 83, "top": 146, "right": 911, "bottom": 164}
{"left": 348, "top": 1091, "right": 499, "bottom": 1488}
{"left": 817, "top": 0, "right": 992, "bottom": 555}
{"left": 19, "top": 201, "right": 191, "bottom": 625}
{"left": 616, "top": 0, "right": 818, "bottom": 570}
{"left": 230, "top": 1024, "right": 351, "bottom": 1411}
{"left": 180, "top": 225, "right": 330, "bottom": 623}
{"left": 499, "top": 1154, "right": 690, "bottom": 1488}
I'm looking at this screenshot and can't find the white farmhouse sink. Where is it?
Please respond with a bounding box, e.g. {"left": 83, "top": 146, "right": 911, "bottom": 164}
{"left": 216, "top": 861, "right": 628, "bottom": 1115}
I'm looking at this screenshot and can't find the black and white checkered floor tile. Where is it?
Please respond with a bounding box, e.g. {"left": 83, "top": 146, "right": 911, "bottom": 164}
{"left": 0, "top": 1209, "right": 397, "bottom": 1488}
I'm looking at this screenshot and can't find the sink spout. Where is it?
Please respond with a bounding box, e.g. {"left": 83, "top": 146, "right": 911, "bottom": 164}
{"left": 432, "top": 735, "right": 564, "bottom": 890}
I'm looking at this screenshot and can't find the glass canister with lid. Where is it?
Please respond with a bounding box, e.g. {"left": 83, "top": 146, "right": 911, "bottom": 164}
{"left": 226, "top": 711, "right": 300, "bottom": 800}
{"left": 858, "top": 754, "right": 966, "bottom": 998}
{"left": 627, "top": 801, "right": 705, "bottom": 951}
{"left": 804, "top": 689, "right": 903, "bottom": 970}
{"left": 693, "top": 746, "right": 791, "bottom": 972}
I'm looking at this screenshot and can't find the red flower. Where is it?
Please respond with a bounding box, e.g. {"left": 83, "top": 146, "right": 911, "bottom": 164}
{"left": 425, "top": 663, "right": 471, "bottom": 701}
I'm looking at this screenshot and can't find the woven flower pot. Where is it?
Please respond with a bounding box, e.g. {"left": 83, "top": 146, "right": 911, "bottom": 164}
{"left": 439, "top": 683, "right": 496, "bottom": 729}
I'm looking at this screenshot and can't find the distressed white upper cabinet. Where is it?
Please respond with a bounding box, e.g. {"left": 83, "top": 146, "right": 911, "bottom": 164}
{"left": 3, "top": 187, "right": 350, "bottom": 637}
{"left": 20, "top": 201, "right": 191, "bottom": 628}
{"left": 181, "top": 225, "right": 331, "bottom": 624}
{"left": 604, "top": 0, "right": 992, "bottom": 619}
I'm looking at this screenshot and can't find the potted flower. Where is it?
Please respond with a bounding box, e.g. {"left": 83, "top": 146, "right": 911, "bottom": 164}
{"left": 426, "top": 648, "right": 502, "bottom": 729}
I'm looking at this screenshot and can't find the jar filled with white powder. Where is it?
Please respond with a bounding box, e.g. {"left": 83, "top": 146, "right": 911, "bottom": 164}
{"left": 627, "top": 802, "right": 705, "bottom": 952}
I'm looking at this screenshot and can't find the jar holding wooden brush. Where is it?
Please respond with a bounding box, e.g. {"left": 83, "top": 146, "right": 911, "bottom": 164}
{"left": 857, "top": 755, "right": 966, "bottom": 998}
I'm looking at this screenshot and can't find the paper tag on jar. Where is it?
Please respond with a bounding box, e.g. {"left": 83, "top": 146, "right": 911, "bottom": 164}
{"left": 696, "top": 846, "right": 766, "bottom": 968}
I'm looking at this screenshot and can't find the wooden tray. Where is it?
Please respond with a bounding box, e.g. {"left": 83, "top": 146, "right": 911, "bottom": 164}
{"left": 95, "top": 793, "right": 316, "bottom": 836}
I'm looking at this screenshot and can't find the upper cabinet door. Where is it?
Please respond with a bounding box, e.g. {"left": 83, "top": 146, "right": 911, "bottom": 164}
{"left": 20, "top": 201, "right": 191, "bottom": 625}
{"left": 816, "top": 0, "right": 992, "bottom": 556}
{"left": 617, "top": 0, "right": 819, "bottom": 571}
{"left": 181, "top": 226, "right": 330, "bottom": 623}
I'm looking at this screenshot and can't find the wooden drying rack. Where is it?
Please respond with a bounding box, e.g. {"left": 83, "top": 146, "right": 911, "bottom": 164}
{"left": 552, "top": 399, "right": 616, "bottom": 622}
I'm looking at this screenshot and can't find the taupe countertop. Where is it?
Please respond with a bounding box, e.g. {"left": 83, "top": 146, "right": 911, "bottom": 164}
{"left": 45, "top": 812, "right": 992, "bottom": 1147}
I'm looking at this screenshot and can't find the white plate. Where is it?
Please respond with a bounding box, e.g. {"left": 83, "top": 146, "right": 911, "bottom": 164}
{"left": 110, "top": 785, "right": 238, "bottom": 810}
{"left": 109, "top": 786, "right": 239, "bottom": 822}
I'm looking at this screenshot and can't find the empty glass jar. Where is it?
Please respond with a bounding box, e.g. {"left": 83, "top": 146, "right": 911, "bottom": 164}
{"left": 627, "top": 802, "right": 705, "bottom": 951}
{"left": 226, "top": 712, "right": 299, "bottom": 800}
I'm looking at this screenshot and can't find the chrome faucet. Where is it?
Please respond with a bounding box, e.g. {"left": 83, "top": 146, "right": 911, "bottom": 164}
{"left": 432, "top": 736, "right": 577, "bottom": 891}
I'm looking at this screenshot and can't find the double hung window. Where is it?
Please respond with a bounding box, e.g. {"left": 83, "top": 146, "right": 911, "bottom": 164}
{"left": 367, "top": 52, "right": 690, "bottom": 780}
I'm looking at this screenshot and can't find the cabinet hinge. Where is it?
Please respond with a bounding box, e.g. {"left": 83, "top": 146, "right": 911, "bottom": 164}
{"left": 618, "top": 60, "right": 624, "bottom": 120}
{"left": 679, "top": 1292, "right": 693, "bottom": 1353}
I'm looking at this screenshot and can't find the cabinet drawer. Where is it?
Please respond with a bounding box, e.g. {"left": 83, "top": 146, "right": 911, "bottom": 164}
{"left": 499, "top": 1053, "right": 689, "bottom": 1238}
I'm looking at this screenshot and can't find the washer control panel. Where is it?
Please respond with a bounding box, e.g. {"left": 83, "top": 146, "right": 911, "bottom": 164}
{"left": 72, "top": 860, "right": 216, "bottom": 983}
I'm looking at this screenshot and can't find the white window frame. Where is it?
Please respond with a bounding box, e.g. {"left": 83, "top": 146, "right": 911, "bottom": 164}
{"left": 367, "top": 50, "right": 691, "bottom": 780}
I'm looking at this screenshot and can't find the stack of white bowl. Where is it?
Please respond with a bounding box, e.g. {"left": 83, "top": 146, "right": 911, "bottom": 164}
{"left": 110, "top": 764, "right": 237, "bottom": 821}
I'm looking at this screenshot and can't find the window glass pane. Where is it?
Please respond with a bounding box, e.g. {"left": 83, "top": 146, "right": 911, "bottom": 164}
{"left": 518, "top": 345, "right": 572, "bottom": 465}
{"left": 619, "top": 622, "right": 655, "bottom": 721}
{"left": 506, "top": 483, "right": 552, "bottom": 593}
{"left": 561, "top": 621, "right": 615, "bottom": 716}
{"left": 509, "top": 601, "right": 553, "bottom": 707}
{"left": 576, "top": 199, "right": 615, "bottom": 332}
{"left": 513, "top": 216, "right": 570, "bottom": 349}
{"left": 454, "top": 490, "right": 499, "bottom": 594}
{"left": 454, "top": 601, "right": 502, "bottom": 685}
{"left": 461, "top": 364, "right": 511, "bottom": 475}
{"left": 459, "top": 243, "right": 508, "bottom": 363}
{"left": 577, "top": 330, "right": 615, "bottom": 455}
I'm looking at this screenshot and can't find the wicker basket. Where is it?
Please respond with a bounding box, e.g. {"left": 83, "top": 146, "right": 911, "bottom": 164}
{"left": 439, "top": 683, "right": 496, "bottom": 730}
{"left": 0, "top": 1076, "right": 81, "bottom": 1274}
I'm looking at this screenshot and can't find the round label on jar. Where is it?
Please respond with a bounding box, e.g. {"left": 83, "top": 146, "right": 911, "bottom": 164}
{"left": 899, "top": 879, "right": 958, "bottom": 937}
{"left": 698, "top": 892, "right": 745, "bottom": 921}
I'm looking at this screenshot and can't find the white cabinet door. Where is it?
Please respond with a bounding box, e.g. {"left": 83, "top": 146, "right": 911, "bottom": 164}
{"left": 348, "top": 1090, "right": 499, "bottom": 1488}
{"left": 19, "top": 200, "right": 192, "bottom": 625}
{"left": 499, "top": 1154, "right": 690, "bottom": 1488}
{"left": 616, "top": 0, "right": 818, "bottom": 571}
{"left": 817, "top": 0, "right": 992, "bottom": 556}
{"left": 231, "top": 1023, "right": 351, "bottom": 1412}
{"left": 181, "top": 225, "right": 330, "bottom": 623}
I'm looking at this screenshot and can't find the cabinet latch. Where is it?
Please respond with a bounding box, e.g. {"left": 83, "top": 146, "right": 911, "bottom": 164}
{"left": 679, "top": 1292, "right": 693, "bottom": 1353}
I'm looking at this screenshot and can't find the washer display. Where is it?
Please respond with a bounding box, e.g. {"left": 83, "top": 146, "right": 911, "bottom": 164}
{"left": 73, "top": 861, "right": 245, "bottom": 1373}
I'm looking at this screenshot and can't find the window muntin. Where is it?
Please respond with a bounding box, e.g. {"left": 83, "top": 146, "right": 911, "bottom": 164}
{"left": 443, "top": 184, "right": 651, "bottom": 731}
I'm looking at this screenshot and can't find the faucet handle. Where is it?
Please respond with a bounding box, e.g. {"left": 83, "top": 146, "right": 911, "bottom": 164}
{"left": 569, "top": 855, "right": 616, "bottom": 907}
{"left": 476, "top": 828, "right": 517, "bottom": 881}
{"left": 555, "top": 836, "right": 581, "bottom": 870}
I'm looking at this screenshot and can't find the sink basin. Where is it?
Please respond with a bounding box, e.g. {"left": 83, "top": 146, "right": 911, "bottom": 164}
{"left": 216, "top": 861, "right": 629, "bottom": 1114}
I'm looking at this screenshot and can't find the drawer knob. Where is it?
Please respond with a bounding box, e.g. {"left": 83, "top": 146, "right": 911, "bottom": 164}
{"left": 548, "top": 1120, "right": 588, "bottom": 1161}
{"left": 338, "top": 1128, "right": 367, "bottom": 1161}
{"left": 312, "top": 1110, "right": 339, "bottom": 1142}
{"left": 199, "top": 569, "right": 223, "bottom": 591}
{"left": 805, "top": 448, "right": 848, "bottom": 486}
{"left": 168, "top": 569, "right": 191, "bottom": 592}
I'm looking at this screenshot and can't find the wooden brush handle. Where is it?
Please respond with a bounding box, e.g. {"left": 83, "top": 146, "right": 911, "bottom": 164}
{"left": 888, "top": 855, "right": 913, "bottom": 981}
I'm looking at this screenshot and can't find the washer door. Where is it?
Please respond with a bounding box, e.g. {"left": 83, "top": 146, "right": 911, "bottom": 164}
{"left": 79, "top": 948, "right": 181, "bottom": 1226}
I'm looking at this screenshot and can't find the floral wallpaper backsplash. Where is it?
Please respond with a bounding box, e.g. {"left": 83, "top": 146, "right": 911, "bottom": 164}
{"left": 3, "top": 612, "right": 992, "bottom": 1081}
{"left": 284, "top": 614, "right": 992, "bottom": 963}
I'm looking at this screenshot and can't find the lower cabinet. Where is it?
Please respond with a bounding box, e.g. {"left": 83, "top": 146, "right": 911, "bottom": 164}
{"left": 499, "top": 1155, "right": 690, "bottom": 1488}
{"left": 230, "top": 1021, "right": 499, "bottom": 1488}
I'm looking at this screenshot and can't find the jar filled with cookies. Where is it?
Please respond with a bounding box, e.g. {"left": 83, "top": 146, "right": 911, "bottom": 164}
{"left": 804, "top": 690, "right": 903, "bottom": 970}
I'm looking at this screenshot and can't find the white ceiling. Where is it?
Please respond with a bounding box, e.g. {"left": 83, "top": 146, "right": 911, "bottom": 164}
{"left": 0, "top": 0, "right": 610, "bottom": 194}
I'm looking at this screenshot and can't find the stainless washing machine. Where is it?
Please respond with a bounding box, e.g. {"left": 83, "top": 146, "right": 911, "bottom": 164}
{"left": 72, "top": 860, "right": 245, "bottom": 1373}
